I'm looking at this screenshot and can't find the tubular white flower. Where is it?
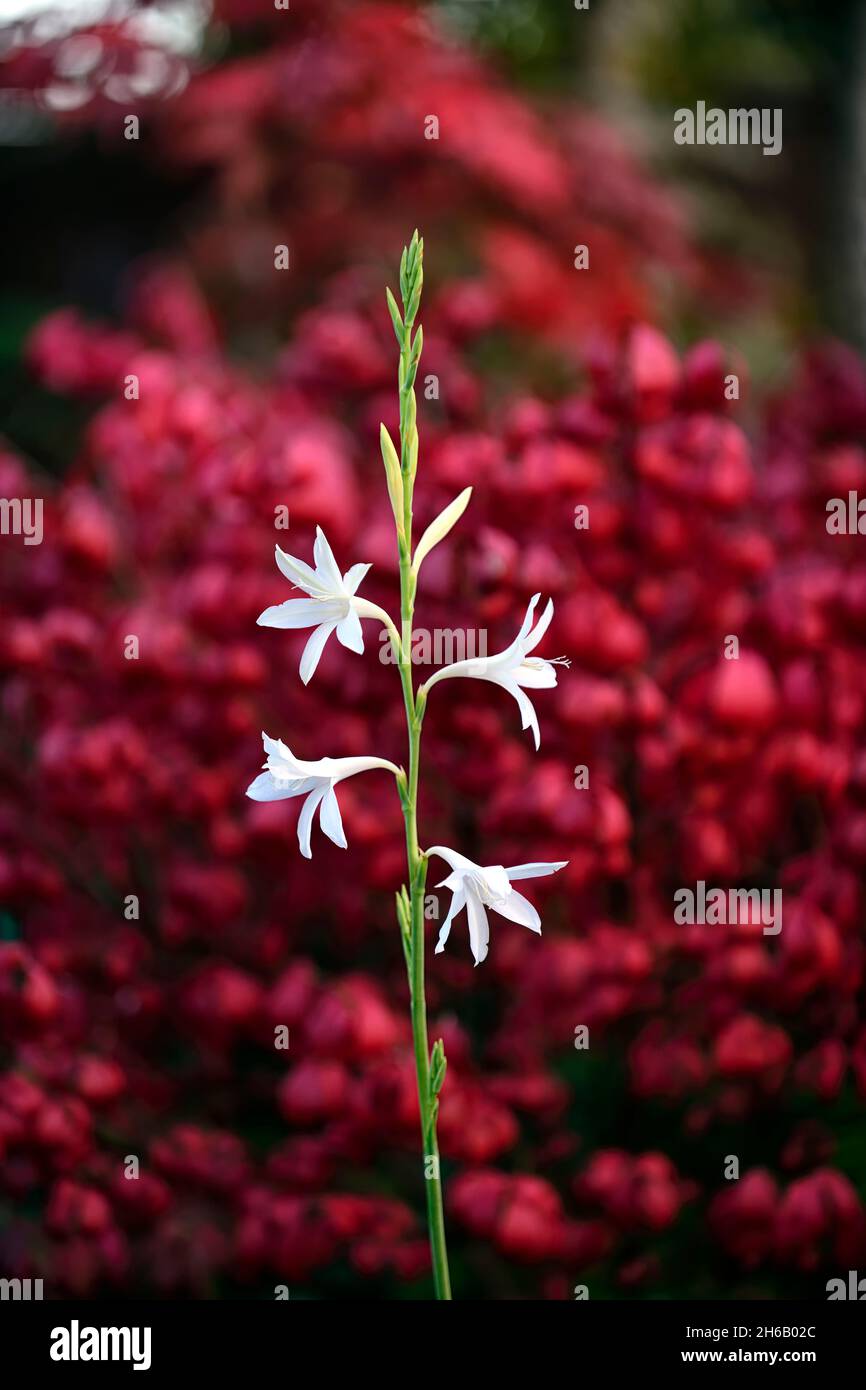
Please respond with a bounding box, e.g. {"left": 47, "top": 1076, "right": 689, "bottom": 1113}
{"left": 426, "top": 845, "right": 567, "bottom": 965}
{"left": 247, "top": 733, "right": 400, "bottom": 859}
{"left": 421, "top": 593, "right": 568, "bottom": 749}
{"left": 257, "top": 526, "right": 397, "bottom": 683}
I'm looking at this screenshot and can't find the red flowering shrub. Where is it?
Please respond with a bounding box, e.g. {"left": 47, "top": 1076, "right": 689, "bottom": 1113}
{"left": 1, "top": 1, "right": 865, "bottom": 1300}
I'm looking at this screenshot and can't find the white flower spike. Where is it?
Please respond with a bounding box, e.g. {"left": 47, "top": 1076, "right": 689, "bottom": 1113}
{"left": 247, "top": 733, "right": 400, "bottom": 859}
{"left": 421, "top": 593, "right": 569, "bottom": 749}
{"left": 257, "top": 527, "right": 392, "bottom": 684}
{"left": 426, "top": 845, "right": 568, "bottom": 966}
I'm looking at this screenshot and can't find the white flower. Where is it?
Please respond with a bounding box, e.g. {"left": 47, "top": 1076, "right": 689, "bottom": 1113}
{"left": 426, "top": 845, "right": 567, "bottom": 965}
{"left": 421, "top": 594, "right": 568, "bottom": 749}
{"left": 247, "top": 733, "right": 400, "bottom": 859}
{"left": 257, "top": 527, "right": 386, "bottom": 685}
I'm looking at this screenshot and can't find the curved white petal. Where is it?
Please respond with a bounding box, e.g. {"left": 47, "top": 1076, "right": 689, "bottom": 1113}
{"left": 246, "top": 770, "right": 298, "bottom": 802}
{"left": 480, "top": 865, "right": 512, "bottom": 899}
{"left": 262, "top": 731, "right": 294, "bottom": 763}
{"left": 299, "top": 621, "right": 338, "bottom": 685}
{"left": 297, "top": 785, "right": 327, "bottom": 858}
{"left": 257, "top": 598, "right": 345, "bottom": 629}
{"left": 274, "top": 544, "right": 329, "bottom": 597}
{"left": 313, "top": 527, "right": 344, "bottom": 591}
{"left": 336, "top": 606, "right": 365, "bottom": 655}
{"left": 491, "top": 888, "right": 541, "bottom": 933}
{"left": 507, "top": 683, "right": 541, "bottom": 750}
{"left": 522, "top": 597, "right": 554, "bottom": 655}
{"left": 435, "top": 870, "right": 464, "bottom": 892}
{"left": 515, "top": 661, "right": 559, "bottom": 690}
{"left": 506, "top": 861, "right": 569, "bottom": 881}
{"left": 427, "top": 845, "right": 481, "bottom": 879}
{"left": 342, "top": 562, "right": 371, "bottom": 596}
{"left": 494, "top": 593, "right": 542, "bottom": 667}
{"left": 466, "top": 889, "right": 490, "bottom": 966}
{"left": 318, "top": 784, "right": 347, "bottom": 849}
{"left": 262, "top": 733, "right": 331, "bottom": 782}
{"left": 434, "top": 886, "right": 466, "bottom": 954}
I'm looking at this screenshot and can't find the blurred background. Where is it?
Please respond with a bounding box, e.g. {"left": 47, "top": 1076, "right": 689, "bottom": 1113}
{"left": 1, "top": 0, "right": 866, "bottom": 1300}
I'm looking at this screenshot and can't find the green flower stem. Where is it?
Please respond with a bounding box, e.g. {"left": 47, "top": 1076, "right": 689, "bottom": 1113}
{"left": 391, "top": 233, "right": 452, "bottom": 1301}
{"left": 401, "top": 677, "right": 450, "bottom": 1301}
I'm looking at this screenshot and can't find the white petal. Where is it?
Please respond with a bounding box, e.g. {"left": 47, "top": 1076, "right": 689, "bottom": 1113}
{"left": 435, "top": 871, "right": 464, "bottom": 892}
{"left": 509, "top": 683, "right": 541, "bottom": 750}
{"left": 342, "top": 562, "right": 371, "bottom": 596}
{"left": 522, "top": 598, "right": 554, "bottom": 655}
{"left": 516, "top": 593, "right": 543, "bottom": 641}
{"left": 427, "top": 845, "right": 479, "bottom": 879}
{"left": 480, "top": 865, "right": 511, "bottom": 899}
{"left": 515, "top": 660, "right": 558, "bottom": 689}
{"left": 275, "top": 775, "right": 322, "bottom": 797}
{"left": 466, "top": 889, "right": 490, "bottom": 966}
{"left": 262, "top": 732, "right": 334, "bottom": 782}
{"left": 318, "top": 785, "right": 347, "bottom": 849}
{"left": 506, "top": 861, "right": 569, "bottom": 881}
{"left": 434, "top": 886, "right": 466, "bottom": 954}
{"left": 262, "top": 731, "right": 301, "bottom": 772}
{"left": 299, "top": 622, "right": 338, "bottom": 685}
{"left": 262, "top": 731, "right": 290, "bottom": 761}
{"left": 246, "top": 771, "right": 294, "bottom": 802}
{"left": 297, "top": 786, "right": 326, "bottom": 858}
{"left": 274, "top": 544, "right": 328, "bottom": 597}
{"left": 257, "top": 598, "right": 344, "bottom": 629}
{"left": 336, "top": 606, "right": 365, "bottom": 655}
{"left": 494, "top": 593, "right": 542, "bottom": 667}
{"left": 313, "top": 527, "right": 344, "bottom": 591}
{"left": 492, "top": 888, "right": 541, "bottom": 933}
